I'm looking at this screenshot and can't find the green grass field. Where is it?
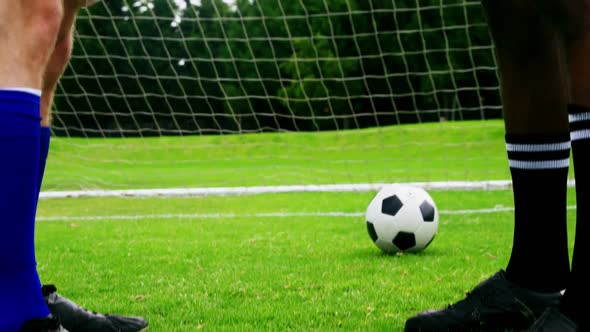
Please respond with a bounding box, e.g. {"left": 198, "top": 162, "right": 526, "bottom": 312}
{"left": 36, "top": 120, "right": 578, "bottom": 331}
{"left": 44, "top": 120, "right": 511, "bottom": 191}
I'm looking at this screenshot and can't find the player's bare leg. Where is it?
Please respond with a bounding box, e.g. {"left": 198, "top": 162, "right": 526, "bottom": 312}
{"left": 39, "top": 0, "right": 79, "bottom": 127}
{"left": 35, "top": 2, "right": 147, "bottom": 331}
{"left": 405, "top": 1, "right": 570, "bottom": 330}
{"left": 0, "top": 1, "right": 66, "bottom": 331}
{"left": 0, "top": 0, "right": 63, "bottom": 90}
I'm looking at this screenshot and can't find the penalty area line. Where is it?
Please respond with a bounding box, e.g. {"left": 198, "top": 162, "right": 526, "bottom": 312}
{"left": 36, "top": 205, "right": 577, "bottom": 222}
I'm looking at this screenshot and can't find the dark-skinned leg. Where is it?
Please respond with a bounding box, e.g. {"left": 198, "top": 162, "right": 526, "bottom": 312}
{"left": 485, "top": 0, "right": 571, "bottom": 294}
{"left": 404, "top": 2, "right": 569, "bottom": 330}
{"left": 559, "top": 0, "right": 590, "bottom": 327}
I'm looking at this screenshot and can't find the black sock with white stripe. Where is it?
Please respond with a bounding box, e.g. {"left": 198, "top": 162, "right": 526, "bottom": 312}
{"left": 561, "top": 104, "right": 590, "bottom": 325}
{"left": 504, "top": 133, "right": 570, "bottom": 293}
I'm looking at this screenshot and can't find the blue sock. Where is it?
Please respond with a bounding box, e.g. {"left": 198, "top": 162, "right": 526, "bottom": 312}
{"left": 38, "top": 127, "right": 51, "bottom": 195}
{"left": 0, "top": 90, "right": 50, "bottom": 331}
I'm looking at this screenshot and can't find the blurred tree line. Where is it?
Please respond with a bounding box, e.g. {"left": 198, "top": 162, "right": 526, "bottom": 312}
{"left": 55, "top": 0, "right": 501, "bottom": 137}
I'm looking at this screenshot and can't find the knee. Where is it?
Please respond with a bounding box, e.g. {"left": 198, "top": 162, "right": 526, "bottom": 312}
{"left": 29, "top": 0, "right": 64, "bottom": 51}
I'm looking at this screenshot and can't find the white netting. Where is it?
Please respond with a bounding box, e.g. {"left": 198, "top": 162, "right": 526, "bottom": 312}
{"left": 46, "top": 0, "right": 504, "bottom": 192}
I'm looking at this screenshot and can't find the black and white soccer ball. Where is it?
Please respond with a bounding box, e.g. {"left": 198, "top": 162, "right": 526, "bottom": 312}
{"left": 366, "top": 184, "right": 439, "bottom": 254}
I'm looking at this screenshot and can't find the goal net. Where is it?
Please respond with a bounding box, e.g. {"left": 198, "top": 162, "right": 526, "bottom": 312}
{"left": 47, "top": 0, "right": 506, "bottom": 195}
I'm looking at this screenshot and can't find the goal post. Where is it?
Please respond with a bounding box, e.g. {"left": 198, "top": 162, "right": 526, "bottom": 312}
{"left": 46, "top": 0, "right": 507, "bottom": 194}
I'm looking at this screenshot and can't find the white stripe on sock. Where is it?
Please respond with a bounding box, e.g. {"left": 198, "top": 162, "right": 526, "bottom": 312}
{"left": 571, "top": 129, "right": 590, "bottom": 141}
{"left": 0, "top": 88, "right": 42, "bottom": 96}
{"left": 509, "top": 158, "right": 570, "bottom": 170}
{"left": 569, "top": 113, "right": 590, "bottom": 123}
{"left": 506, "top": 141, "right": 571, "bottom": 152}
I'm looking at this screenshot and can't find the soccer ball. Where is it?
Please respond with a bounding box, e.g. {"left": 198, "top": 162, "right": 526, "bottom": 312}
{"left": 366, "top": 184, "right": 439, "bottom": 254}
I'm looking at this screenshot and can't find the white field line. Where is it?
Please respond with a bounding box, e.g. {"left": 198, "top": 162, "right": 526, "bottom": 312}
{"left": 36, "top": 205, "right": 577, "bottom": 222}
{"left": 38, "top": 180, "right": 540, "bottom": 199}
{"left": 39, "top": 180, "right": 578, "bottom": 199}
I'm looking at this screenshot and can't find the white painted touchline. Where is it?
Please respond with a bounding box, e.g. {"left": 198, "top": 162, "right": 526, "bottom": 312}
{"left": 36, "top": 205, "right": 577, "bottom": 222}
